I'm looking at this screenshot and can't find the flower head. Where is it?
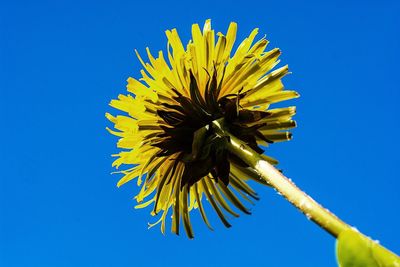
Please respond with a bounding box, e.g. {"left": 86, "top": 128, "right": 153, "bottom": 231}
{"left": 106, "top": 20, "right": 299, "bottom": 238}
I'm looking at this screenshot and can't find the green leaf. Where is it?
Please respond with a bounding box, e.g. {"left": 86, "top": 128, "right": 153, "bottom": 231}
{"left": 336, "top": 228, "right": 400, "bottom": 267}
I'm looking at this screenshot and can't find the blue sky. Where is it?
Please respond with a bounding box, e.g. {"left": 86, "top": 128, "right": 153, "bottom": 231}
{"left": 1, "top": 0, "right": 399, "bottom": 266}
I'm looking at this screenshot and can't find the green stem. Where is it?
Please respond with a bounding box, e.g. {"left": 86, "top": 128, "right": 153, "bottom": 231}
{"left": 212, "top": 119, "right": 351, "bottom": 238}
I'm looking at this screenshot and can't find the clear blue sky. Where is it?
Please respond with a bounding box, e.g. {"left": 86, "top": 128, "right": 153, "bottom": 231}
{"left": 1, "top": 0, "right": 399, "bottom": 266}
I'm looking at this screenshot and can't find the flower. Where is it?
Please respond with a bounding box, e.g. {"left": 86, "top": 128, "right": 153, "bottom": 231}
{"left": 106, "top": 19, "right": 299, "bottom": 238}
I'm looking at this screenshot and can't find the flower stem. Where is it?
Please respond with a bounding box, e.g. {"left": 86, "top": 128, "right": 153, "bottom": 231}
{"left": 212, "top": 119, "right": 351, "bottom": 238}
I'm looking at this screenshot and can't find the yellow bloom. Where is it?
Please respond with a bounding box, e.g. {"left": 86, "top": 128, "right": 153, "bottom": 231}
{"left": 106, "top": 19, "right": 299, "bottom": 238}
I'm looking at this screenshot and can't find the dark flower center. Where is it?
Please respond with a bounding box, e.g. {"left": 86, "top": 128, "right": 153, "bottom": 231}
{"left": 154, "top": 69, "right": 271, "bottom": 189}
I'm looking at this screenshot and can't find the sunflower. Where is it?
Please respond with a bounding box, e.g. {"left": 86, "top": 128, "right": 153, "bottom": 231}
{"left": 106, "top": 19, "right": 299, "bottom": 238}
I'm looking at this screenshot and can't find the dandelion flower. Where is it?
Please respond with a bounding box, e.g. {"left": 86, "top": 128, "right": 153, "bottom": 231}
{"left": 106, "top": 19, "right": 299, "bottom": 238}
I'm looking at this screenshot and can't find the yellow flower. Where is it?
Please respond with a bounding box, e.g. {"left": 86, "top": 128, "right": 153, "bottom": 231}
{"left": 106, "top": 19, "right": 299, "bottom": 238}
